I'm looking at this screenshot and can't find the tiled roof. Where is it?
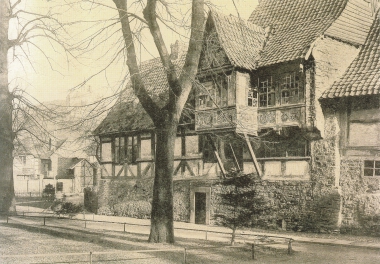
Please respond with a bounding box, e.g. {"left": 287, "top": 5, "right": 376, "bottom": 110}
{"left": 325, "top": 0, "right": 374, "bottom": 45}
{"left": 94, "top": 51, "right": 186, "bottom": 135}
{"left": 56, "top": 157, "right": 80, "bottom": 179}
{"left": 248, "top": 0, "right": 373, "bottom": 67}
{"left": 322, "top": 9, "right": 380, "bottom": 98}
{"left": 94, "top": 101, "right": 155, "bottom": 135}
{"left": 210, "top": 11, "right": 266, "bottom": 70}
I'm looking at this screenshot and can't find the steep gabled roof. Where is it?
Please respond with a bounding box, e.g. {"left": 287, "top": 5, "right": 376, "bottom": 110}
{"left": 94, "top": 48, "right": 187, "bottom": 135}
{"left": 322, "top": 9, "right": 380, "bottom": 98}
{"left": 248, "top": 0, "right": 373, "bottom": 67}
{"left": 208, "top": 11, "right": 266, "bottom": 70}
{"left": 94, "top": 101, "right": 155, "bottom": 135}
{"left": 56, "top": 157, "right": 80, "bottom": 179}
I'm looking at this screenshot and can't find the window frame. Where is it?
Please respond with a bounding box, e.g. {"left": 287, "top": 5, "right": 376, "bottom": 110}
{"left": 363, "top": 160, "right": 380, "bottom": 177}
{"left": 280, "top": 72, "right": 303, "bottom": 105}
{"left": 258, "top": 76, "right": 275, "bottom": 107}
{"left": 197, "top": 75, "right": 231, "bottom": 109}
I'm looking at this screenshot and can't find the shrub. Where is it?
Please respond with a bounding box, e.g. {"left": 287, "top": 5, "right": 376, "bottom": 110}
{"left": 42, "top": 184, "right": 55, "bottom": 201}
{"left": 214, "top": 172, "right": 271, "bottom": 245}
{"left": 84, "top": 187, "right": 98, "bottom": 213}
{"left": 113, "top": 201, "right": 151, "bottom": 219}
{"left": 52, "top": 201, "right": 83, "bottom": 216}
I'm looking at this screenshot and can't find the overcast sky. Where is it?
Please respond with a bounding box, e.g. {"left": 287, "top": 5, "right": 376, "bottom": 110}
{"left": 9, "top": 0, "right": 259, "bottom": 103}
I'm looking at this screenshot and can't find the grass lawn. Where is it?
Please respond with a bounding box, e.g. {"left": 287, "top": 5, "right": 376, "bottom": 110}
{"left": 1, "top": 216, "right": 380, "bottom": 264}
{"left": 15, "top": 197, "right": 53, "bottom": 211}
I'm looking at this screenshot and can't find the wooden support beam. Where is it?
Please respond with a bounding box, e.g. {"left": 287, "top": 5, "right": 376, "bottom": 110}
{"left": 229, "top": 143, "right": 241, "bottom": 172}
{"left": 244, "top": 133, "right": 262, "bottom": 177}
{"left": 206, "top": 134, "right": 226, "bottom": 178}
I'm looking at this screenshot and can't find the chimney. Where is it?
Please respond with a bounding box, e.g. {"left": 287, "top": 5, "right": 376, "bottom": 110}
{"left": 170, "top": 40, "right": 180, "bottom": 60}
{"left": 170, "top": 40, "right": 187, "bottom": 60}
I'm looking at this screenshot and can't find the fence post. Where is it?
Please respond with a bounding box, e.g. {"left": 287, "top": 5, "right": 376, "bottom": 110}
{"left": 288, "top": 239, "right": 292, "bottom": 255}
{"left": 251, "top": 244, "right": 255, "bottom": 260}
{"left": 6, "top": 215, "right": 8, "bottom": 224}
{"left": 43, "top": 217, "right": 46, "bottom": 226}
{"left": 183, "top": 247, "right": 187, "bottom": 264}
{"left": 205, "top": 231, "right": 208, "bottom": 240}
{"left": 123, "top": 223, "right": 126, "bottom": 232}
{"left": 89, "top": 252, "right": 93, "bottom": 264}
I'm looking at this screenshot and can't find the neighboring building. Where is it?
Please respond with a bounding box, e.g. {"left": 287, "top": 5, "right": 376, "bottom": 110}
{"left": 14, "top": 139, "right": 96, "bottom": 196}
{"left": 13, "top": 139, "right": 66, "bottom": 196}
{"left": 320, "top": 8, "right": 380, "bottom": 227}
{"left": 94, "top": 0, "right": 378, "bottom": 230}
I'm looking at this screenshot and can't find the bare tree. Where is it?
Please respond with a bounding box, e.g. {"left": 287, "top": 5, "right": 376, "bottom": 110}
{"left": 0, "top": 0, "right": 68, "bottom": 214}
{"left": 108, "top": 0, "right": 205, "bottom": 243}
{"left": 0, "top": 0, "right": 15, "bottom": 214}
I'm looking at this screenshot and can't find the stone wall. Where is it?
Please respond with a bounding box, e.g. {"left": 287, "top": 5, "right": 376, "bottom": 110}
{"left": 340, "top": 157, "right": 380, "bottom": 227}
{"left": 96, "top": 172, "right": 349, "bottom": 233}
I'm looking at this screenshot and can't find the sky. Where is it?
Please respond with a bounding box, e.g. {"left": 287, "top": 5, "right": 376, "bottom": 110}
{"left": 8, "top": 0, "right": 259, "bottom": 103}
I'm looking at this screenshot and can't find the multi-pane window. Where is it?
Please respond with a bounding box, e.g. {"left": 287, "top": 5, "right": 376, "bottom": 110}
{"left": 100, "top": 136, "right": 138, "bottom": 164}
{"left": 199, "top": 135, "right": 217, "bottom": 163}
{"left": 259, "top": 77, "right": 275, "bottom": 107}
{"left": 198, "top": 81, "right": 214, "bottom": 109}
{"left": 247, "top": 86, "right": 258, "bottom": 107}
{"left": 114, "top": 136, "right": 125, "bottom": 164}
{"left": 280, "top": 73, "right": 303, "bottom": 105}
{"left": 126, "top": 136, "right": 138, "bottom": 164}
{"left": 258, "top": 139, "right": 308, "bottom": 158}
{"left": 364, "top": 160, "right": 380, "bottom": 177}
{"left": 198, "top": 75, "right": 232, "bottom": 109}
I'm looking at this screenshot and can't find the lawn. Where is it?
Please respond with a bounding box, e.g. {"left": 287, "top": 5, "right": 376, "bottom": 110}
{"left": 1, "top": 216, "right": 380, "bottom": 264}
{"left": 15, "top": 197, "right": 53, "bottom": 211}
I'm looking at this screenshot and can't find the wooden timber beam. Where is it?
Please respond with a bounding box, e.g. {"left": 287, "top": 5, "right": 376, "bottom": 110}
{"left": 206, "top": 134, "right": 226, "bottom": 178}
{"left": 244, "top": 133, "right": 262, "bottom": 177}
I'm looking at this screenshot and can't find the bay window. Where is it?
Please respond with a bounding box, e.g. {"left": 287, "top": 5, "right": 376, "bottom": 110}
{"left": 197, "top": 75, "right": 232, "bottom": 109}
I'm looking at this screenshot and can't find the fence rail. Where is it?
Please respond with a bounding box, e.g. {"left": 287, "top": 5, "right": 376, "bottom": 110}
{"left": 15, "top": 191, "right": 41, "bottom": 197}
{"left": 4, "top": 211, "right": 294, "bottom": 262}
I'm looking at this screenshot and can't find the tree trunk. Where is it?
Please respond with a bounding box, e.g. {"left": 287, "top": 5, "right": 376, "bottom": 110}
{"left": 231, "top": 226, "right": 236, "bottom": 245}
{"left": 148, "top": 117, "right": 177, "bottom": 243}
{"left": 0, "top": 0, "right": 16, "bottom": 215}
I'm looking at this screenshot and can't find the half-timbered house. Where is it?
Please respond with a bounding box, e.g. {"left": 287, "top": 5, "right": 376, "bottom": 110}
{"left": 94, "top": 0, "right": 378, "bottom": 230}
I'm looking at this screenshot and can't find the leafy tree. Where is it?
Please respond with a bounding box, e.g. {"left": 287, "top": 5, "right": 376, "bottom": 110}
{"left": 214, "top": 172, "right": 270, "bottom": 245}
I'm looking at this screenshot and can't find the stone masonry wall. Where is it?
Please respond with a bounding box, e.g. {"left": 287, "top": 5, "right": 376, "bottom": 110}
{"left": 96, "top": 176, "right": 326, "bottom": 231}
{"left": 340, "top": 157, "right": 380, "bottom": 227}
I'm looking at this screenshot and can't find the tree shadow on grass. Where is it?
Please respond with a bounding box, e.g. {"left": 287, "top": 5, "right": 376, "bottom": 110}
{"left": 0, "top": 219, "right": 292, "bottom": 264}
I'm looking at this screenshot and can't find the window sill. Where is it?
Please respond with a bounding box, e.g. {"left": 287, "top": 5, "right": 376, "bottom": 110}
{"left": 258, "top": 103, "right": 305, "bottom": 110}
{"left": 257, "top": 156, "right": 311, "bottom": 161}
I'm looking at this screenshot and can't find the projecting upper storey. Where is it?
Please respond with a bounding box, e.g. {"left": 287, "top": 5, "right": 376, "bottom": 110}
{"left": 194, "top": 11, "right": 266, "bottom": 135}
{"left": 248, "top": 0, "right": 374, "bottom": 67}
